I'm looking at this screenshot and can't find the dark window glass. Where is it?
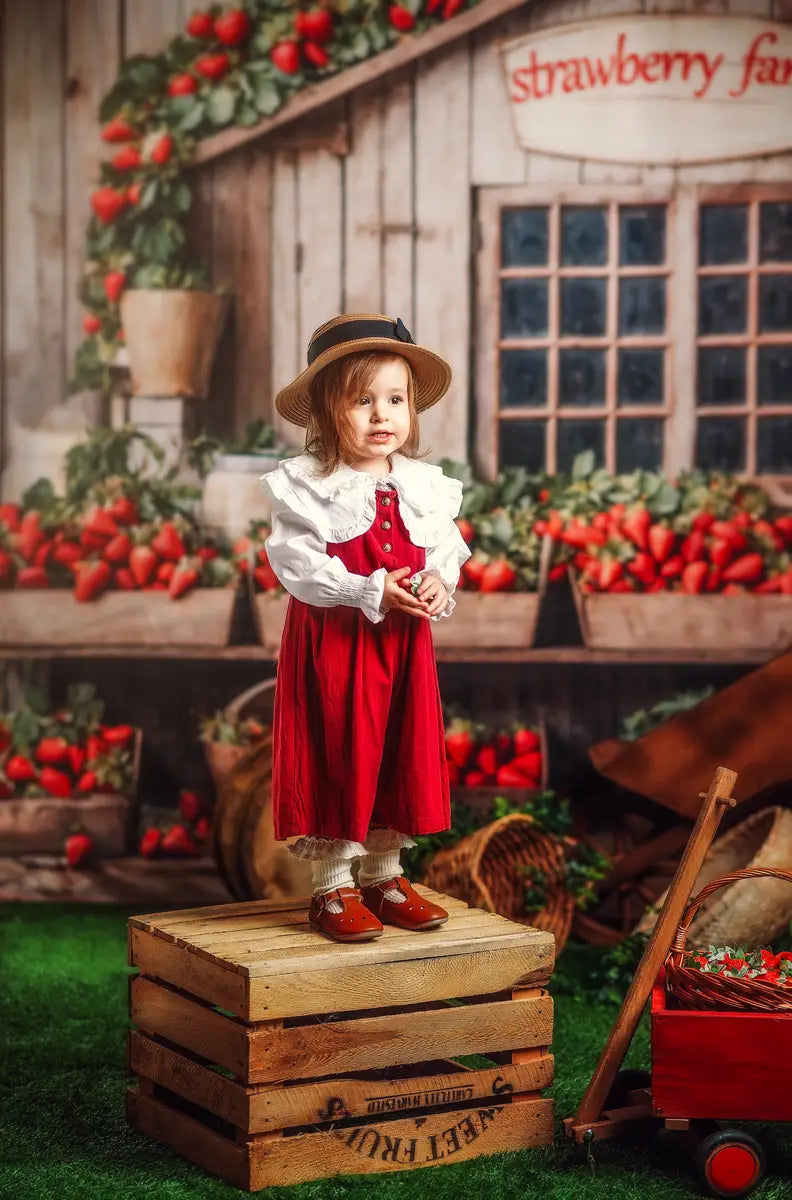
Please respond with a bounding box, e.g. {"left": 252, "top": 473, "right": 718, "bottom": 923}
{"left": 616, "top": 418, "right": 664, "bottom": 472}
{"left": 619, "top": 206, "right": 666, "bottom": 266}
{"left": 760, "top": 203, "right": 792, "bottom": 263}
{"left": 758, "top": 346, "right": 792, "bottom": 406}
{"left": 757, "top": 416, "right": 792, "bottom": 473}
{"left": 500, "top": 350, "right": 547, "bottom": 409}
{"left": 499, "top": 419, "right": 546, "bottom": 471}
{"left": 557, "top": 419, "right": 604, "bottom": 473}
{"left": 695, "top": 416, "right": 745, "bottom": 472}
{"left": 560, "top": 277, "right": 607, "bottom": 336}
{"left": 699, "top": 205, "right": 748, "bottom": 265}
{"left": 561, "top": 206, "right": 607, "bottom": 266}
{"left": 500, "top": 279, "right": 548, "bottom": 337}
{"left": 618, "top": 349, "right": 664, "bottom": 406}
{"left": 759, "top": 275, "right": 792, "bottom": 332}
{"left": 698, "top": 276, "right": 748, "bottom": 335}
{"left": 619, "top": 277, "right": 666, "bottom": 334}
{"left": 559, "top": 350, "right": 606, "bottom": 407}
{"left": 697, "top": 347, "right": 746, "bottom": 407}
{"left": 501, "top": 208, "right": 549, "bottom": 267}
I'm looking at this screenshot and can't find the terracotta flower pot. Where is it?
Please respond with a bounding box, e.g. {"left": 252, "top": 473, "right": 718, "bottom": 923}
{"left": 120, "top": 289, "right": 230, "bottom": 398}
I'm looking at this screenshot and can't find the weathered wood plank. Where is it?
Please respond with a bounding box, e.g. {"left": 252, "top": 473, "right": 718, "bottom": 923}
{"left": 471, "top": 14, "right": 525, "bottom": 186}
{"left": 270, "top": 151, "right": 303, "bottom": 448}
{"left": 381, "top": 70, "right": 415, "bottom": 327}
{"left": 343, "top": 85, "right": 383, "bottom": 312}
{"left": 129, "top": 927, "right": 250, "bottom": 1016}
{"left": 122, "top": 0, "right": 185, "bottom": 57}
{"left": 126, "top": 1089, "right": 251, "bottom": 1190}
{"left": 297, "top": 142, "right": 343, "bottom": 358}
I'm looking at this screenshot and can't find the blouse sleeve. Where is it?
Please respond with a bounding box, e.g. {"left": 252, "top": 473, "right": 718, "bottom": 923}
{"left": 422, "top": 473, "right": 472, "bottom": 621}
{"left": 262, "top": 486, "right": 387, "bottom": 625}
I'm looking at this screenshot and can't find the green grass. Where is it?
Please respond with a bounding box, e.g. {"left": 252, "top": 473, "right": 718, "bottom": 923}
{"left": 0, "top": 904, "right": 790, "bottom": 1200}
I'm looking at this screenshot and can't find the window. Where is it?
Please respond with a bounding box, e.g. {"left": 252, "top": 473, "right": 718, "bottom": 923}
{"left": 476, "top": 185, "right": 792, "bottom": 484}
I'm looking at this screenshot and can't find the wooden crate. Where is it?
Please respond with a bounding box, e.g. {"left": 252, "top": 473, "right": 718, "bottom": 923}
{"left": 651, "top": 975, "right": 792, "bottom": 1123}
{"left": 249, "top": 588, "right": 289, "bottom": 653}
{"left": 126, "top": 887, "right": 555, "bottom": 1190}
{"left": 570, "top": 575, "right": 792, "bottom": 653}
{"left": 0, "top": 587, "right": 237, "bottom": 647}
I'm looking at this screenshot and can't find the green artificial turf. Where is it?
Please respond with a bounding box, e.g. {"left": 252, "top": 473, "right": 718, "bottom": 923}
{"left": 0, "top": 904, "right": 790, "bottom": 1200}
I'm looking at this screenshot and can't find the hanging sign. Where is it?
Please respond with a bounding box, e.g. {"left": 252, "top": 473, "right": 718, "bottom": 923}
{"left": 500, "top": 17, "right": 792, "bottom": 165}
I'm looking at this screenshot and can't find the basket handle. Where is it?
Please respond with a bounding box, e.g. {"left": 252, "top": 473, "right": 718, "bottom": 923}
{"left": 670, "top": 866, "right": 792, "bottom": 956}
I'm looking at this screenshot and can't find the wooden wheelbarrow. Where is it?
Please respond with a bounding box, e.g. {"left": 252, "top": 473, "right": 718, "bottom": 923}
{"left": 564, "top": 765, "right": 792, "bottom": 1199}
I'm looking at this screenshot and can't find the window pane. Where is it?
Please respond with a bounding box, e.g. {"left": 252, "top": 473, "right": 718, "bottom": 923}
{"left": 695, "top": 417, "right": 746, "bottom": 472}
{"left": 557, "top": 419, "right": 604, "bottom": 472}
{"left": 619, "top": 277, "right": 666, "bottom": 335}
{"left": 501, "top": 279, "right": 548, "bottom": 337}
{"left": 619, "top": 206, "right": 666, "bottom": 266}
{"left": 618, "top": 349, "right": 664, "bottom": 406}
{"left": 699, "top": 205, "right": 748, "bottom": 265}
{"left": 559, "top": 350, "right": 606, "bottom": 407}
{"left": 501, "top": 208, "right": 549, "bottom": 267}
{"left": 561, "top": 207, "right": 607, "bottom": 266}
{"left": 499, "top": 419, "right": 546, "bottom": 470}
{"left": 698, "top": 276, "right": 748, "bottom": 335}
{"left": 760, "top": 203, "right": 792, "bottom": 263}
{"left": 757, "top": 417, "right": 792, "bottom": 473}
{"left": 500, "top": 349, "right": 547, "bottom": 409}
{"left": 759, "top": 274, "right": 792, "bottom": 332}
{"left": 758, "top": 346, "right": 792, "bottom": 406}
{"left": 617, "top": 418, "right": 664, "bottom": 472}
{"left": 697, "top": 347, "right": 746, "bottom": 407}
{"left": 560, "top": 277, "right": 607, "bottom": 336}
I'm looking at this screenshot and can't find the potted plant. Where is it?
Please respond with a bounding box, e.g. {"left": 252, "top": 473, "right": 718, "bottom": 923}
{"left": 189, "top": 421, "right": 288, "bottom": 539}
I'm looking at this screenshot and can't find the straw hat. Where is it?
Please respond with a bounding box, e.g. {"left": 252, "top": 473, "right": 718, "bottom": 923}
{"left": 274, "top": 313, "right": 452, "bottom": 427}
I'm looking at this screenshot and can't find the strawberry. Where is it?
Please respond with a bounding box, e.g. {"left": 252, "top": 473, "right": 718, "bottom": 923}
{"left": 52, "top": 542, "right": 81, "bottom": 568}
{"left": 463, "top": 769, "right": 488, "bottom": 786}
{"left": 681, "top": 529, "right": 705, "bottom": 563}
{"left": 115, "top": 567, "right": 137, "bottom": 590}
{"left": 303, "top": 40, "right": 329, "bottom": 67}
{"left": 103, "top": 533, "right": 131, "bottom": 563}
{"left": 76, "top": 770, "right": 99, "bottom": 793}
{"left": 40, "top": 766, "right": 72, "bottom": 797}
{"left": 194, "top": 816, "right": 211, "bottom": 842}
{"left": 17, "top": 566, "right": 49, "bottom": 588}
{"left": 496, "top": 764, "right": 534, "bottom": 788}
{"left": 598, "top": 559, "right": 622, "bottom": 590}
{"left": 706, "top": 565, "right": 723, "bottom": 593}
{"left": 513, "top": 726, "right": 541, "bottom": 755}
{"left": 428, "top": 0, "right": 443, "bottom": 10}
{"left": 475, "top": 744, "right": 497, "bottom": 778}
{"left": 5, "top": 755, "right": 36, "bottom": 783}
{"left": 169, "top": 562, "right": 199, "bottom": 599}
{"left": 755, "top": 577, "right": 782, "bottom": 593}
{"left": 709, "top": 538, "right": 733, "bottom": 569}
{"left": 214, "top": 9, "right": 251, "bottom": 45}
{"left": 253, "top": 563, "right": 280, "bottom": 591}
{"left": 445, "top": 718, "right": 474, "bottom": 769}
{"left": 711, "top": 520, "right": 747, "bottom": 550}
{"left": 101, "top": 117, "right": 137, "bottom": 143}
{"left": 101, "top": 724, "right": 134, "bottom": 747}
{"left": 157, "top": 561, "right": 175, "bottom": 584}
{"left": 83, "top": 313, "right": 102, "bottom": 335}
{"left": 389, "top": 4, "right": 416, "bottom": 30}
{"left": 33, "top": 540, "right": 54, "bottom": 567}
{"left": 692, "top": 511, "right": 715, "bottom": 534}
{"left": 111, "top": 145, "right": 141, "bottom": 171}
{"left": 161, "top": 823, "right": 198, "bottom": 856}
{"left": 195, "top": 52, "right": 231, "bottom": 80}
{"left": 0, "top": 550, "right": 13, "bottom": 586}
{"left": 659, "top": 555, "right": 683, "bottom": 579}
{"left": 648, "top": 523, "right": 675, "bottom": 564}
{"left": 607, "top": 579, "right": 634, "bottom": 593}
{"left": 65, "top": 832, "right": 94, "bottom": 867}
{"left": 681, "top": 561, "right": 708, "bottom": 594}
{"left": 108, "top": 496, "right": 139, "bottom": 526}
{"left": 17, "top": 510, "right": 44, "bottom": 560}
{"left": 548, "top": 563, "right": 568, "bottom": 583}
{"left": 103, "top": 271, "right": 126, "bottom": 303}
{"left": 139, "top": 827, "right": 163, "bottom": 858}
{"left": 270, "top": 41, "right": 300, "bottom": 74}
{"left": 168, "top": 73, "right": 197, "bottom": 97}
{"left": 722, "top": 552, "right": 763, "bottom": 584}
{"left": 0, "top": 502, "right": 21, "bottom": 532}
{"left": 74, "top": 560, "right": 111, "bottom": 602}
{"left": 150, "top": 134, "right": 174, "bottom": 165}
{"left": 129, "top": 544, "right": 157, "bottom": 586}
{"left": 479, "top": 560, "right": 517, "bottom": 593}
{"left": 179, "top": 789, "right": 203, "bottom": 822}
{"left": 127, "top": 182, "right": 142, "bottom": 206}
{"left": 85, "top": 733, "right": 107, "bottom": 763}
{"left": 83, "top": 507, "right": 119, "bottom": 540}
{"left": 186, "top": 10, "right": 214, "bottom": 38}
{"left": 773, "top": 515, "right": 792, "bottom": 546}
{"left": 151, "top": 522, "right": 186, "bottom": 561}
{"left": 621, "top": 508, "right": 650, "bottom": 551}
{"left": 511, "top": 750, "right": 543, "bottom": 778}
{"left": 443, "top": 0, "right": 466, "bottom": 16}
{"left": 495, "top": 731, "right": 513, "bottom": 760}
{"left": 35, "top": 737, "right": 70, "bottom": 765}
{"left": 626, "top": 552, "right": 655, "bottom": 586}
{"left": 67, "top": 745, "right": 86, "bottom": 775}
{"left": 91, "top": 186, "right": 127, "bottom": 224}
{"left": 196, "top": 546, "right": 218, "bottom": 564}
{"left": 560, "top": 522, "right": 606, "bottom": 549}
{"left": 454, "top": 517, "right": 474, "bottom": 544}
{"left": 461, "top": 557, "right": 486, "bottom": 589}
{"left": 297, "top": 7, "right": 334, "bottom": 41}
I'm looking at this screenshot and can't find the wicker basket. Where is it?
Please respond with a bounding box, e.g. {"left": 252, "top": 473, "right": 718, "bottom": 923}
{"left": 664, "top": 866, "right": 792, "bottom": 1013}
{"left": 423, "top": 812, "right": 574, "bottom": 951}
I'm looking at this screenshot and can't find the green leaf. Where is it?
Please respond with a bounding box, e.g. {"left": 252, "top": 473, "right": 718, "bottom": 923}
{"left": 179, "top": 99, "right": 206, "bottom": 132}
{"left": 572, "top": 449, "right": 595, "bottom": 481}
{"left": 140, "top": 179, "right": 160, "bottom": 210}
{"left": 173, "top": 182, "right": 193, "bottom": 213}
{"left": 251, "top": 75, "right": 281, "bottom": 116}
{"left": 207, "top": 85, "right": 236, "bottom": 127}
{"left": 236, "top": 102, "right": 261, "bottom": 127}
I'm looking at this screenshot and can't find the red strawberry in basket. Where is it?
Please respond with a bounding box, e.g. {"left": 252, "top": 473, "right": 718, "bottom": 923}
{"left": 65, "top": 833, "right": 94, "bottom": 868}
{"left": 139, "top": 828, "right": 162, "bottom": 858}
{"left": 161, "top": 824, "right": 198, "bottom": 856}
{"left": 445, "top": 718, "right": 475, "bottom": 770}
{"left": 179, "top": 790, "right": 203, "bottom": 822}
{"left": 513, "top": 726, "right": 541, "bottom": 756}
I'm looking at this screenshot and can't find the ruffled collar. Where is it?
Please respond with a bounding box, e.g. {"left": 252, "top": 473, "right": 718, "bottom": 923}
{"left": 278, "top": 452, "right": 432, "bottom": 511}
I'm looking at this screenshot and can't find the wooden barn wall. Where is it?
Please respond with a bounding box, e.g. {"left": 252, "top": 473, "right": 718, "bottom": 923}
{"left": 2, "top": 0, "right": 792, "bottom": 495}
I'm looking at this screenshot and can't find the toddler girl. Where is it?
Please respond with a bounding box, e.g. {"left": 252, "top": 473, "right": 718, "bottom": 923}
{"left": 260, "top": 313, "right": 470, "bottom": 942}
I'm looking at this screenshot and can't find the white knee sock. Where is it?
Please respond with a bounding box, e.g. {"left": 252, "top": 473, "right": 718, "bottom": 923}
{"left": 312, "top": 858, "right": 355, "bottom": 913}
{"left": 358, "top": 848, "right": 406, "bottom": 903}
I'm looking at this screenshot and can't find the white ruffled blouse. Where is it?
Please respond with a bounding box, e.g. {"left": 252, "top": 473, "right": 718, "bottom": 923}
{"left": 259, "top": 452, "right": 471, "bottom": 625}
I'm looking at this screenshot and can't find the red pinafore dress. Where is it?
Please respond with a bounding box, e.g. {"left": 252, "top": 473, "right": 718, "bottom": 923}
{"left": 271, "top": 484, "right": 450, "bottom": 844}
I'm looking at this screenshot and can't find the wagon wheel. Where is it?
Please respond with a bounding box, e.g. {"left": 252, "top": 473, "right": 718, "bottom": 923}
{"left": 694, "top": 1129, "right": 766, "bottom": 1199}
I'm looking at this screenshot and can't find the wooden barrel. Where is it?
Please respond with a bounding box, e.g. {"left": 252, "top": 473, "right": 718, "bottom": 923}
{"left": 211, "top": 678, "right": 312, "bottom": 901}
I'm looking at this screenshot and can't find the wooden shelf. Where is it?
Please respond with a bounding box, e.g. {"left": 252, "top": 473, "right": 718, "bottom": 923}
{"left": 0, "top": 644, "right": 773, "bottom": 664}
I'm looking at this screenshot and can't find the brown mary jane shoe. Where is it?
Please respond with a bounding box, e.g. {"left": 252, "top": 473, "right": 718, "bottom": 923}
{"left": 308, "top": 886, "right": 383, "bottom": 942}
{"left": 360, "top": 877, "right": 448, "bottom": 931}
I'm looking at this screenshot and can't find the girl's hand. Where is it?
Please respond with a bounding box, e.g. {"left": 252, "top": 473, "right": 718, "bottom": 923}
{"left": 382, "top": 567, "right": 431, "bottom": 619}
{"left": 416, "top": 572, "right": 450, "bottom": 617}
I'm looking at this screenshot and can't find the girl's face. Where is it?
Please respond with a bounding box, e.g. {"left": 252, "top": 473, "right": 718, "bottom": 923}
{"left": 343, "top": 357, "right": 411, "bottom": 473}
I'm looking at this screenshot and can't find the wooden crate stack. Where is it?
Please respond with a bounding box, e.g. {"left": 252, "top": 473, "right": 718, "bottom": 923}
{"left": 126, "top": 886, "right": 556, "bottom": 1190}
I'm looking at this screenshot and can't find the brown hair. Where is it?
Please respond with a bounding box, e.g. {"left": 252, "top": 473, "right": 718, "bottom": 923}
{"left": 304, "top": 351, "right": 428, "bottom": 476}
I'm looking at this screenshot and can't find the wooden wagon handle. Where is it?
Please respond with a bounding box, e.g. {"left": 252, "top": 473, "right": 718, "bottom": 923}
{"left": 670, "top": 866, "right": 792, "bottom": 955}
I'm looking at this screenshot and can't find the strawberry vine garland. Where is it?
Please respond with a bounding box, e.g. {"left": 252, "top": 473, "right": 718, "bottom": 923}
{"left": 686, "top": 946, "right": 792, "bottom": 988}
{"left": 73, "top": 0, "right": 477, "bottom": 396}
